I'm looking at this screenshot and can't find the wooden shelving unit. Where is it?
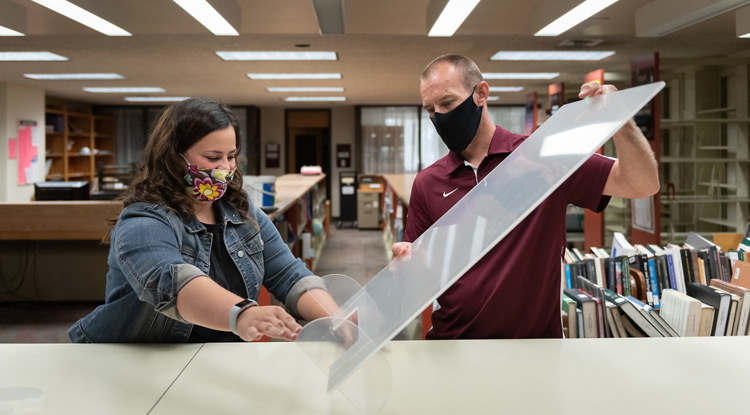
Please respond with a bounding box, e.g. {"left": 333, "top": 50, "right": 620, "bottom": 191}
{"left": 44, "top": 108, "right": 115, "bottom": 182}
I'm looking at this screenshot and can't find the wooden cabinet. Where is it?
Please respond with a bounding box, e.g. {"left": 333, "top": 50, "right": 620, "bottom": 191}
{"left": 44, "top": 108, "right": 115, "bottom": 182}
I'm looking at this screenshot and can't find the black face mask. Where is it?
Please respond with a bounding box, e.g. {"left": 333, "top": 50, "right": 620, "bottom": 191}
{"left": 430, "top": 87, "right": 482, "bottom": 153}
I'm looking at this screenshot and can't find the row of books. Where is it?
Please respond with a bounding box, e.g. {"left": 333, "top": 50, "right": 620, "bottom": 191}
{"left": 561, "top": 232, "right": 750, "bottom": 338}
{"left": 563, "top": 232, "right": 749, "bottom": 309}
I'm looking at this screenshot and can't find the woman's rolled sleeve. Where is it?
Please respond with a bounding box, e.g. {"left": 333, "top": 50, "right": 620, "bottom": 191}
{"left": 114, "top": 205, "right": 200, "bottom": 322}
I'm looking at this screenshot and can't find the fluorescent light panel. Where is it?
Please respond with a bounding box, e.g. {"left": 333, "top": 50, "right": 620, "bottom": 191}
{"left": 84, "top": 87, "right": 165, "bottom": 93}
{"left": 535, "top": 0, "right": 619, "bottom": 36}
{"left": 267, "top": 87, "right": 344, "bottom": 92}
{"left": 428, "top": 0, "right": 481, "bottom": 37}
{"left": 284, "top": 97, "right": 346, "bottom": 102}
{"left": 31, "top": 0, "right": 131, "bottom": 36}
{"left": 487, "top": 96, "right": 500, "bottom": 101}
{"left": 483, "top": 72, "right": 559, "bottom": 79}
{"left": 217, "top": 51, "right": 337, "bottom": 61}
{"left": 489, "top": 86, "right": 524, "bottom": 92}
{"left": 741, "top": 33, "right": 750, "bottom": 38}
{"left": 490, "top": 51, "right": 615, "bottom": 61}
{"left": 0, "top": 26, "right": 23, "bottom": 36}
{"left": 25, "top": 73, "right": 124, "bottom": 80}
{"left": 248, "top": 73, "right": 342, "bottom": 80}
{"left": 124, "top": 97, "right": 190, "bottom": 102}
{"left": 172, "top": 0, "right": 238, "bottom": 36}
{"left": 0, "top": 52, "right": 68, "bottom": 61}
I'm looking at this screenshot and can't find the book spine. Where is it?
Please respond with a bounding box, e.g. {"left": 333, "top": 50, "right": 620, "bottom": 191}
{"left": 666, "top": 254, "right": 677, "bottom": 293}
{"left": 648, "top": 258, "right": 660, "bottom": 309}
{"left": 621, "top": 257, "right": 631, "bottom": 297}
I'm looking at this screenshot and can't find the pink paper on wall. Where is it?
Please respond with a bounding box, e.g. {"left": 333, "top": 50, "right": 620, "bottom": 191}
{"left": 8, "top": 138, "right": 17, "bottom": 159}
{"left": 18, "top": 122, "right": 39, "bottom": 185}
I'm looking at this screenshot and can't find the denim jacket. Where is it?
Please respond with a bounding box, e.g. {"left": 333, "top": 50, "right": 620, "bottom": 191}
{"left": 68, "top": 199, "right": 321, "bottom": 342}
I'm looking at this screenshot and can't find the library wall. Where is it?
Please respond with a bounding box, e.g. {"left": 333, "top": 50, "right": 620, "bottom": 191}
{"left": 259, "top": 106, "right": 356, "bottom": 218}
{"left": 259, "top": 107, "right": 285, "bottom": 177}
{"left": 330, "top": 106, "right": 355, "bottom": 218}
{"left": 0, "top": 83, "right": 45, "bottom": 202}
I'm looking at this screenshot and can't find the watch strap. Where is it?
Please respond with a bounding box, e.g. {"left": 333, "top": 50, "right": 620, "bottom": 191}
{"left": 229, "top": 299, "right": 258, "bottom": 336}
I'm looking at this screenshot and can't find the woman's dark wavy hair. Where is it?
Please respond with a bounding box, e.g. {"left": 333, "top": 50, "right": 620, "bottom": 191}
{"left": 104, "top": 98, "right": 250, "bottom": 243}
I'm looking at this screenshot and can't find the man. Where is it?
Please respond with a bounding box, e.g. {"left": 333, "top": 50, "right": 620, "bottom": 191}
{"left": 391, "top": 54, "right": 659, "bottom": 339}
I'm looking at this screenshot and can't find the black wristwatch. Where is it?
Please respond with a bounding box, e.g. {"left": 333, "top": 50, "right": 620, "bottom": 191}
{"left": 229, "top": 299, "right": 258, "bottom": 336}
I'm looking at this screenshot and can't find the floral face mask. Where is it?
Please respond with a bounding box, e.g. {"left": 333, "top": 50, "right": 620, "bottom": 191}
{"left": 181, "top": 154, "right": 235, "bottom": 202}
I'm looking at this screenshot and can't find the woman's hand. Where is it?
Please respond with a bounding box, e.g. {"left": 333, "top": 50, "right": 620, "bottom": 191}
{"left": 236, "top": 305, "right": 302, "bottom": 342}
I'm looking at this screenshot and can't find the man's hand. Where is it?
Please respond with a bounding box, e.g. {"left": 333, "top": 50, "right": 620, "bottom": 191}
{"left": 236, "top": 306, "right": 302, "bottom": 342}
{"left": 391, "top": 242, "right": 412, "bottom": 260}
{"left": 578, "top": 82, "right": 617, "bottom": 99}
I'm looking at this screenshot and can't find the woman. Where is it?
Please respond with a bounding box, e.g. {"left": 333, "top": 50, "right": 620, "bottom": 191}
{"left": 69, "top": 98, "right": 333, "bottom": 342}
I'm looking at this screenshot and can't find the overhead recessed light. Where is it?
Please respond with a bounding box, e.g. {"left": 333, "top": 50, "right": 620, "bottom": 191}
{"left": 31, "top": 0, "right": 131, "bottom": 36}
{"left": 428, "top": 0, "right": 481, "bottom": 37}
{"left": 172, "top": 0, "right": 238, "bottom": 36}
{"left": 84, "top": 87, "right": 165, "bottom": 93}
{"left": 0, "top": 26, "right": 23, "bottom": 36}
{"left": 267, "top": 87, "right": 344, "bottom": 92}
{"left": 124, "top": 97, "right": 190, "bottom": 102}
{"left": 284, "top": 97, "right": 346, "bottom": 102}
{"left": 740, "top": 33, "right": 750, "bottom": 38}
{"left": 217, "top": 51, "right": 337, "bottom": 61}
{"left": 535, "top": 0, "right": 619, "bottom": 37}
{"left": 489, "top": 86, "right": 524, "bottom": 92}
{"left": 487, "top": 96, "right": 500, "bottom": 101}
{"left": 25, "top": 73, "right": 125, "bottom": 80}
{"left": 483, "top": 73, "right": 559, "bottom": 80}
{"left": 0, "top": 52, "right": 68, "bottom": 61}
{"left": 247, "top": 73, "right": 342, "bottom": 80}
{"left": 490, "top": 51, "right": 615, "bottom": 61}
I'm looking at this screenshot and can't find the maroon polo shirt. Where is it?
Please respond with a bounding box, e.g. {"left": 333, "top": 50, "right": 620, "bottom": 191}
{"left": 404, "top": 126, "right": 615, "bottom": 339}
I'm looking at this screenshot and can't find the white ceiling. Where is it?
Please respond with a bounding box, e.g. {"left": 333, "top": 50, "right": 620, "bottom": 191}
{"left": 1, "top": 0, "right": 749, "bottom": 107}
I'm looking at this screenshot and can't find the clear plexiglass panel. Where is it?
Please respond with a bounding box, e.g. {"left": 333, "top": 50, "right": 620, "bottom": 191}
{"left": 298, "top": 82, "right": 665, "bottom": 403}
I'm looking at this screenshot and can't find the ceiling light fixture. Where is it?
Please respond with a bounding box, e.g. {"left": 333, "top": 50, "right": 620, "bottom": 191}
{"left": 483, "top": 72, "right": 559, "bottom": 79}
{"left": 490, "top": 51, "right": 615, "bottom": 61}
{"left": 0, "top": 52, "right": 68, "bottom": 61}
{"left": 25, "top": 73, "right": 124, "bottom": 80}
{"left": 0, "top": 26, "right": 23, "bottom": 36}
{"left": 639, "top": 0, "right": 749, "bottom": 37}
{"left": 428, "top": 0, "right": 481, "bottom": 36}
{"left": 172, "top": 0, "right": 239, "bottom": 36}
{"left": 284, "top": 97, "right": 346, "bottom": 102}
{"left": 489, "top": 86, "right": 524, "bottom": 92}
{"left": 535, "top": 0, "right": 619, "bottom": 37}
{"left": 84, "top": 87, "right": 165, "bottom": 93}
{"left": 247, "top": 73, "right": 342, "bottom": 80}
{"left": 267, "top": 87, "right": 344, "bottom": 92}
{"left": 217, "top": 51, "right": 338, "bottom": 61}
{"left": 124, "top": 97, "right": 190, "bottom": 102}
{"left": 31, "top": 0, "right": 131, "bottom": 36}
{"left": 487, "top": 96, "right": 500, "bottom": 101}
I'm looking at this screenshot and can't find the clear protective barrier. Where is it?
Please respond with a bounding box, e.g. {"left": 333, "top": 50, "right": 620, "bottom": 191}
{"left": 297, "top": 82, "right": 665, "bottom": 409}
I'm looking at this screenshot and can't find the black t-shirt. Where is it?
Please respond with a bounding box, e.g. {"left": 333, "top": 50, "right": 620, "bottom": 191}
{"left": 188, "top": 222, "right": 248, "bottom": 342}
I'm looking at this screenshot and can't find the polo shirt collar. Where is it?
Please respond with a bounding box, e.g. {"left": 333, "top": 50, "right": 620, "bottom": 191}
{"left": 444, "top": 126, "right": 522, "bottom": 176}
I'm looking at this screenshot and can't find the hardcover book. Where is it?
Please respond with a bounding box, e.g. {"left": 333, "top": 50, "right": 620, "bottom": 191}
{"left": 686, "top": 282, "right": 730, "bottom": 336}
{"left": 659, "top": 289, "right": 701, "bottom": 337}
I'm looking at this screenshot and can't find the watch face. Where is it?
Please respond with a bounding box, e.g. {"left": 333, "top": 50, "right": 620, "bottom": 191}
{"left": 235, "top": 299, "right": 257, "bottom": 309}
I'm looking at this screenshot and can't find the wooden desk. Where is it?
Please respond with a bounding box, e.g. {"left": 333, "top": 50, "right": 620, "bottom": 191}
{"left": 3, "top": 338, "right": 747, "bottom": 414}
{"left": 0, "top": 201, "right": 123, "bottom": 240}
{"left": 268, "top": 174, "right": 326, "bottom": 221}
{"left": 381, "top": 174, "right": 416, "bottom": 206}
